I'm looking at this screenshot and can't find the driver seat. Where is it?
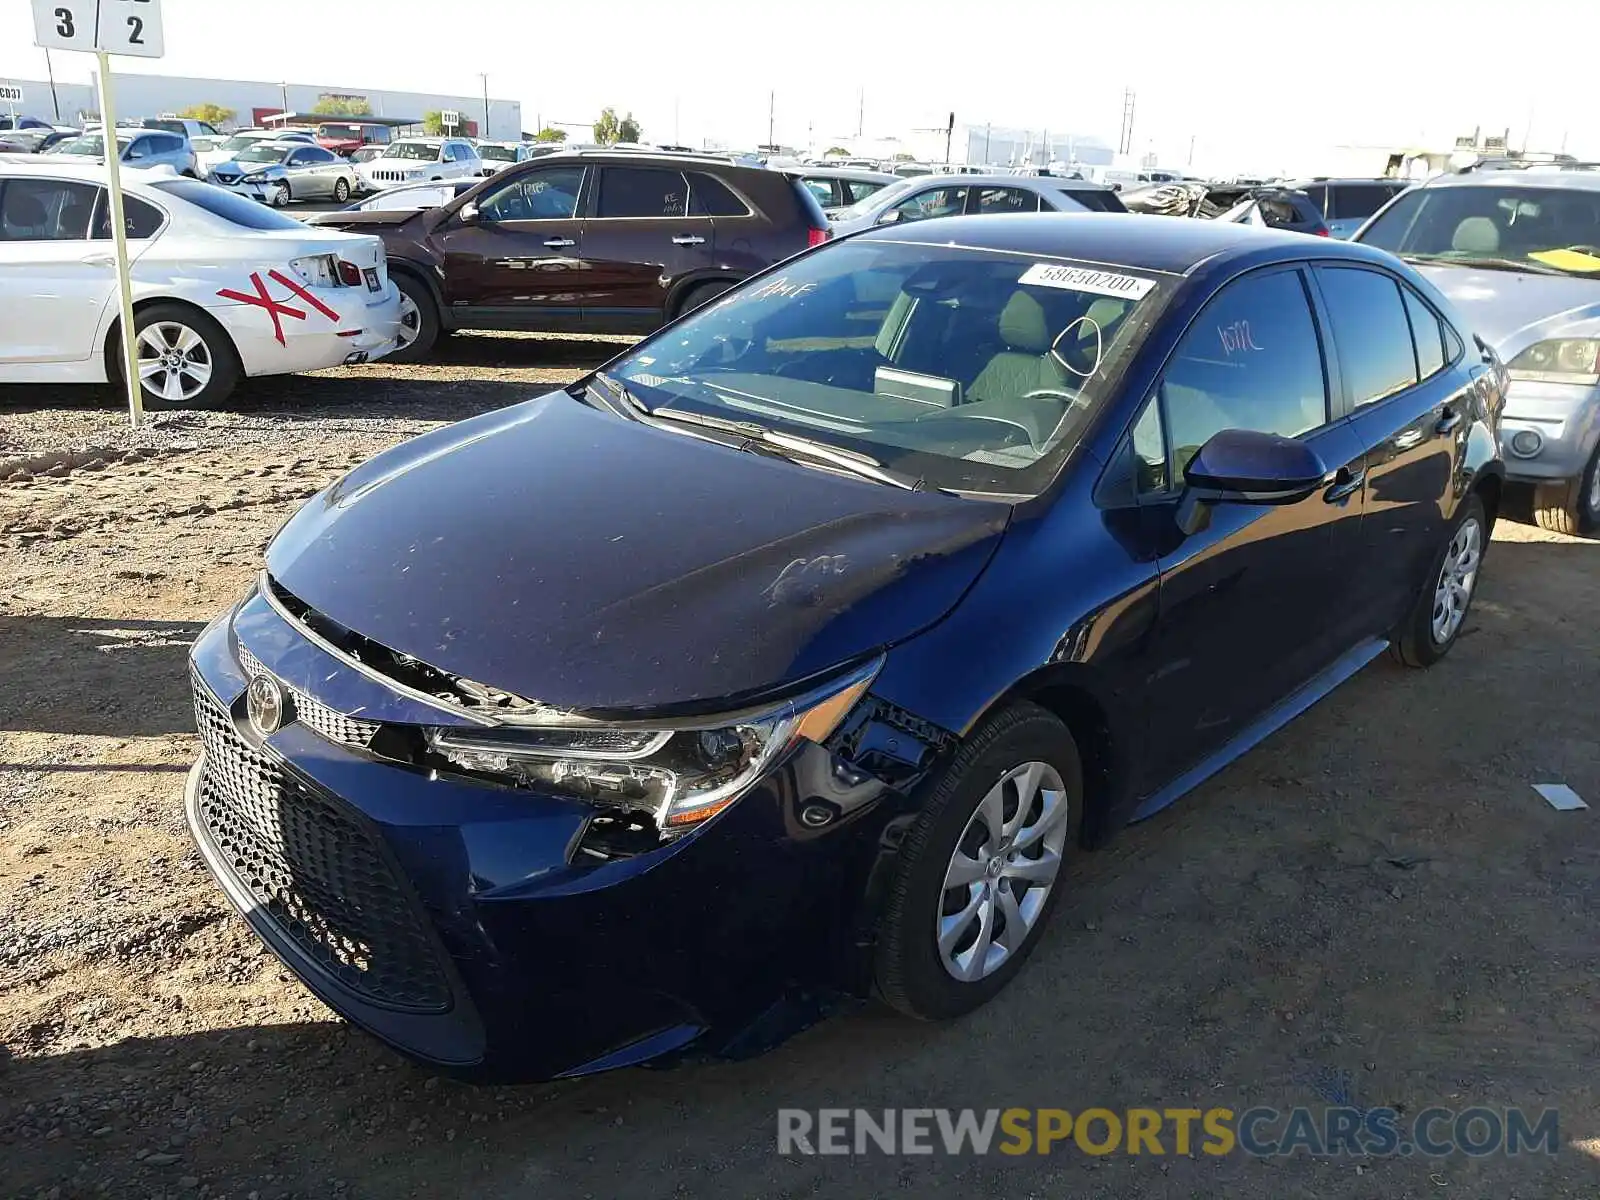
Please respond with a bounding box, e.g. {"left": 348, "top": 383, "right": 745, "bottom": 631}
{"left": 968, "top": 291, "right": 1065, "bottom": 403}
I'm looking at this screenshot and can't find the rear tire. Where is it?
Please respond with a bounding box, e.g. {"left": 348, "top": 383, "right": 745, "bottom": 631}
{"left": 1390, "top": 495, "right": 1487, "bottom": 668}
{"left": 875, "top": 703, "right": 1082, "bottom": 1021}
{"left": 675, "top": 280, "right": 733, "bottom": 319}
{"left": 1532, "top": 444, "right": 1600, "bottom": 536}
{"left": 332, "top": 177, "right": 351, "bottom": 203}
{"left": 113, "top": 302, "right": 241, "bottom": 410}
{"left": 387, "top": 274, "right": 440, "bottom": 363}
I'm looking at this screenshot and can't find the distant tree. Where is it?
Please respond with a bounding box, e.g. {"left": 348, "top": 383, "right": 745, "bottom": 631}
{"left": 312, "top": 96, "right": 372, "bottom": 117}
{"left": 825, "top": 146, "right": 851, "bottom": 157}
{"left": 178, "top": 103, "right": 235, "bottom": 128}
{"left": 593, "top": 107, "right": 620, "bottom": 144}
{"left": 534, "top": 127, "right": 567, "bottom": 143}
{"left": 423, "top": 110, "right": 445, "bottom": 135}
{"left": 618, "top": 113, "right": 643, "bottom": 143}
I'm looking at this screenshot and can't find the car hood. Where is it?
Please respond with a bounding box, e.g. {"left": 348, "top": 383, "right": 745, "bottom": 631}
{"left": 1415, "top": 264, "right": 1600, "bottom": 358}
{"left": 265, "top": 391, "right": 1011, "bottom": 714}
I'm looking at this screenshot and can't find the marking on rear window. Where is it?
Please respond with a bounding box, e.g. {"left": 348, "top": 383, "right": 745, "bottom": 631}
{"left": 1018, "top": 262, "right": 1154, "bottom": 300}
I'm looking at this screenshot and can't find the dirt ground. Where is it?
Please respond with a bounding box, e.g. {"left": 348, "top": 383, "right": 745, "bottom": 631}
{"left": 2, "top": 337, "right": 1598, "bottom": 1200}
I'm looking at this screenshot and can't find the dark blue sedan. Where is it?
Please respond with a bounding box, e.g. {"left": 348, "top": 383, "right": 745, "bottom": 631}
{"left": 186, "top": 214, "right": 1506, "bottom": 1081}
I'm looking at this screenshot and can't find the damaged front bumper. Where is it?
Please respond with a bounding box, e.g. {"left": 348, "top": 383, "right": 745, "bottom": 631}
{"left": 184, "top": 585, "right": 951, "bottom": 1081}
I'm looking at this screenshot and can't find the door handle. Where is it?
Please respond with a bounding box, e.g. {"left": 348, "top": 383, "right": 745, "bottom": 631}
{"left": 1436, "top": 406, "right": 1463, "bottom": 435}
{"left": 81, "top": 253, "right": 116, "bottom": 267}
{"left": 1323, "top": 465, "right": 1365, "bottom": 503}
{"left": 671, "top": 235, "right": 706, "bottom": 246}
{"left": 543, "top": 237, "right": 576, "bottom": 248}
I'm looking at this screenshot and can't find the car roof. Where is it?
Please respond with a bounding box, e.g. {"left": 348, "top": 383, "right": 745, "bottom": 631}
{"left": 885, "top": 172, "right": 1116, "bottom": 191}
{"left": 517, "top": 147, "right": 747, "bottom": 169}
{"left": 784, "top": 166, "right": 895, "bottom": 182}
{"left": 1416, "top": 168, "right": 1600, "bottom": 192}
{"left": 1288, "top": 177, "right": 1404, "bottom": 186}
{"left": 858, "top": 211, "right": 1391, "bottom": 275}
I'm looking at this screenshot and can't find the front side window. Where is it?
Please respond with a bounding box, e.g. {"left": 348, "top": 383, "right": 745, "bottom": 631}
{"left": 1161, "top": 269, "right": 1328, "bottom": 474}
{"left": 125, "top": 138, "right": 152, "bottom": 160}
{"left": 0, "top": 179, "right": 98, "bottom": 240}
{"left": 1314, "top": 266, "right": 1419, "bottom": 407}
{"left": 844, "top": 178, "right": 888, "bottom": 204}
{"left": 1359, "top": 183, "right": 1600, "bottom": 275}
{"left": 597, "top": 167, "right": 689, "bottom": 218}
{"left": 607, "top": 240, "right": 1169, "bottom": 494}
{"left": 478, "top": 167, "right": 583, "bottom": 221}
{"left": 889, "top": 185, "right": 967, "bottom": 223}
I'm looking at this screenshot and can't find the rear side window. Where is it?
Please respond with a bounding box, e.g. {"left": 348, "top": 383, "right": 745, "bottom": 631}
{"left": 1402, "top": 287, "right": 1448, "bottom": 380}
{"left": 1067, "top": 189, "right": 1126, "bottom": 213}
{"left": 597, "top": 167, "right": 688, "bottom": 218}
{"left": 974, "top": 186, "right": 1039, "bottom": 214}
{"left": 1314, "top": 266, "right": 1419, "bottom": 407}
{"left": 92, "top": 191, "right": 164, "bottom": 239}
{"left": 687, "top": 172, "right": 748, "bottom": 216}
{"left": 0, "top": 178, "right": 97, "bottom": 240}
{"left": 1331, "top": 184, "right": 1396, "bottom": 221}
{"left": 1301, "top": 183, "right": 1329, "bottom": 215}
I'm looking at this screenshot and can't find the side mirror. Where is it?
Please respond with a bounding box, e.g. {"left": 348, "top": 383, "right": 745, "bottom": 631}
{"left": 1175, "top": 428, "right": 1328, "bottom": 535}
{"left": 876, "top": 208, "right": 903, "bottom": 225}
{"left": 458, "top": 202, "right": 481, "bottom": 225}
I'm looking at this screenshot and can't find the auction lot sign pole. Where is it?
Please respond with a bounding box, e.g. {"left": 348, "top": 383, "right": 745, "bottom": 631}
{"left": 32, "top": 0, "right": 166, "bottom": 428}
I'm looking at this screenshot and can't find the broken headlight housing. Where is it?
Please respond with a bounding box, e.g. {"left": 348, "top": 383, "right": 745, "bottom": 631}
{"left": 425, "top": 657, "right": 881, "bottom": 836}
{"left": 1507, "top": 339, "right": 1600, "bottom": 385}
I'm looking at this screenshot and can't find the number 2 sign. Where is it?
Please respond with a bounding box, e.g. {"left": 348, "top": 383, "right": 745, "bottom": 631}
{"left": 31, "top": 0, "right": 165, "bottom": 58}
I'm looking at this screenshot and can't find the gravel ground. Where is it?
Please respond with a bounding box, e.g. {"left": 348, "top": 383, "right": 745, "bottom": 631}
{"left": 2, "top": 338, "right": 1598, "bottom": 1200}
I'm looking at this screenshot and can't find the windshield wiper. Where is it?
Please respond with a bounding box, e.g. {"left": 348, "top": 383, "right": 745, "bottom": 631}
{"left": 1401, "top": 253, "right": 1564, "bottom": 276}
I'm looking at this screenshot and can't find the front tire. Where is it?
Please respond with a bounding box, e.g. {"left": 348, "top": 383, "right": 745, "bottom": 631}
{"left": 270, "top": 182, "right": 291, "bottom": 208}
{"left": 387, "top": 274, "right": 440, "bottom": 363}
{"left": 1532, "top": 443, "right": 1600, "bottom": 536}
{"left": 117, "top": 303, "right": 241, "bottom": 409}
{"left": 332, "top": 177, "right": 351, "bottom": 203}
{"left": 875, "top": 703, "right": 1082, "bottom": 1021}
{"left": 1391, "top": 494, "right": 1487, "bottom": 667}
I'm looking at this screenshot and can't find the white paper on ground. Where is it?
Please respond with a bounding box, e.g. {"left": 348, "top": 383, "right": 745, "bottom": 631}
{"left": 1533, "top": 783, "right": 1589, "bottom": 811}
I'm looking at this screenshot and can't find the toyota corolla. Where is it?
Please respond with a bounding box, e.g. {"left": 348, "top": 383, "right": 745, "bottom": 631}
{"left": 187, "top": 215, "right": 1504, "bottom": 1081}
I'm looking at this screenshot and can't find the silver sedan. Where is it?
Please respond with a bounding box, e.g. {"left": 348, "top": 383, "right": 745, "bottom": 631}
{"left": 207, "top": 141, "right": 359, "bottom": 207}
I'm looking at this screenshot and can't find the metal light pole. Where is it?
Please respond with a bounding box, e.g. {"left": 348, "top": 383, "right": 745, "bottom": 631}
{"left": 768, "top": 90, "right": 775, "bottom": 148}
{"left": 279, "top": 81, "right": 288, "bottom": 116}
{"left": 45, "top": 48, "right": 61, "bottom": 121}
{"left": 480, "top": 73, "right": 490, "bottom": 137}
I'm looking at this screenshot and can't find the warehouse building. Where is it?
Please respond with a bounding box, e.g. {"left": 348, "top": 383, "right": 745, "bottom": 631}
{"left": 0, "top": 70, "right": 522, "bottom": 140}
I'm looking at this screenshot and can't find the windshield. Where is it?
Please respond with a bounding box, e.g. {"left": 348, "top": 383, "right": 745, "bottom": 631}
{"left": 359, "top": 183, "right": 459, "bottom": 210}
{"left": 237, "top": 144, "right": 291, "bottom": 164}
{"left": 607, "top": 240, "right": 1167, "bottom": 494}
{"left": 221, "top": 133, "right": 271, "bottom": 151}
{"left": 50, "top": 135, "right": 128, "bottom": 156}
{"left": 834, "top": 176, "right": 917, "bottom": 221}
{"left": 383, "top": 142, "right": 439, "bottom": 161}
{"left": 318, "top": 124, "right": 367, "bottom": 138}
{"left": 479, "top": 145, "right": 517, "bottom": 161}
{"left": 1359, "top": 184, "right": 1600, "bottom": 275}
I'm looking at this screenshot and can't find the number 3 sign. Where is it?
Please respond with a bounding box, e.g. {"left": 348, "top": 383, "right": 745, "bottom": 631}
{"left": 31, "top": 0, "right": 165, "bottom": 58}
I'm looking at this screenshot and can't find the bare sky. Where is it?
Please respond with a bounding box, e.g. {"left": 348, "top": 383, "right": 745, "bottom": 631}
{"left": 2, "top": 0, "right": 1593, "bottom": 171}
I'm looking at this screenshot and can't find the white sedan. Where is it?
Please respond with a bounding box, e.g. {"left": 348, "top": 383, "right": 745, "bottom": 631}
{"left": 0, "top": 161, "right": 404, "bottom": 407}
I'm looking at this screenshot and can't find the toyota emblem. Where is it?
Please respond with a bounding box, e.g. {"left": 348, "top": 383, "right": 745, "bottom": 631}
{"left": 246, "top": 674, "right": 286, "bottom": 736}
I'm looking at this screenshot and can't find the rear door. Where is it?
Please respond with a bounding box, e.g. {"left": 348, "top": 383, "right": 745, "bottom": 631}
{"left": 433, "top": 163, "right": 589, "bottom": 329}
{"left": 285, "top": 146, "right": 338, "bottom": 197}
{"left": 582, "top": 165, "right": 713, "bottom": 331}
{"left": 1313, "top": 264, "right": 1471, "bottom": 630}
{"left": 1134, "top": 265, "right": 1369, "bottom": 783}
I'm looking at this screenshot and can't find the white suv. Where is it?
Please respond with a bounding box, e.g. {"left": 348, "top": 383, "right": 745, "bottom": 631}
{"left": 357, "top": 138, "right": 483, "bottom": 192}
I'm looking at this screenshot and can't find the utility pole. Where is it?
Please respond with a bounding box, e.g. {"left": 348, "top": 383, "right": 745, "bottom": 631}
{"left": 1119, "top": 88, "right": 1136, "bottom": 156}
{"left": 768, "top": 90, "right": 775, "bottom": 148}
{"left": 983, "top": 122, "right": 991, "bottom": 164}
{"left": 279, "top": 81, "right": 288, "bottom": 117}
{"left": 45, "top": 48, "right": 60, "bottom": 121}
{"left": 857, "top": 89, "right": 864, "bottom": 138}
{"left": 480, "top": 73, "right": 490, "bottom": 138}
{"left": 1188, "top": 133, "right": 1195, "bottom": 166}
{"left": 674, "top": 96, "right": 680, "bottom": 144}
{"left": 945, "top": 112, "right": 954, "bottom": 165}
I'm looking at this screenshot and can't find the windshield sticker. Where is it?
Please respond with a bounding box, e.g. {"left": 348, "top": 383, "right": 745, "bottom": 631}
{"left": 1050, "top": 315, "right": 1104, "bottom": 379}
{"left": 1217, "top": 319, "right": 1263, "bottom": 356}
{"left": 1018, "top": 263, "right": 1155, "bottom": 300}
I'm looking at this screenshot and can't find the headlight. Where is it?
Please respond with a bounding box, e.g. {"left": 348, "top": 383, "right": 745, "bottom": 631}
{"left": 1507, "top": 339, "right": 1600, "bottom": 384}
{"left": 241, "top": 171, "right": 271, "bottom": 183}
{"left": 426, "top": 657, "right": 881, "bottom": 835}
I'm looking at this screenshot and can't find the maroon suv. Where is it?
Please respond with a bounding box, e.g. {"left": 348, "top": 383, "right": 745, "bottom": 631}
{"left": 306, "top": 149, "right": 832, "bottom": 360}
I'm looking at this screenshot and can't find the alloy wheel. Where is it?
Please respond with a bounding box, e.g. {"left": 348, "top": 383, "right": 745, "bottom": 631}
{"left": 272, "top": 184, "right": 290, "bottom": 208}
{"left": 1431, "top": 516, "right": 1482, "bottom": 645}
{"left": 1587, "top": 458, "right": 1600, "bottom": 520}
{"left": 395, "top": 294, "right": 420, "bottom": 349}
{"left": 137, "top": 322, "right": 213, "bottom": 404}
{"left": 936, "top": 761, "right": 1069, "bottom": 982}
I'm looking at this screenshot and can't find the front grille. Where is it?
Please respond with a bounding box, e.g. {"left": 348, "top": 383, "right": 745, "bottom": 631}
{"left": 370, "top": 168, "right": 411, "bottom": 182}
{"left": 211, "top": 172, "right": 239, "bottom": 184}
{"left": 237, "top": 643, "right": 379, "bottom": 750}
{"left": 192, "top": 680, "right": 451, "bottom": 1012}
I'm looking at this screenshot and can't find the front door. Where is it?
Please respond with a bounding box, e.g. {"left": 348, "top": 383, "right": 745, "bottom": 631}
{"left": 1315, "top": 264, "right": 1472, "bottom": 631}
{"left": 433, "top": 164, "right": 589, "bottom": 330}
{"left": 582, "top": 164, "right": 714, "bottom": 332}
{"left": 284, "top": 146, "right": 342, "bottom": 199}
{"left": 0, "top": 176, "right": 113, "bottom": 365}
{"left": 1136, "top": 266, "right": 1370, "bottom": 784}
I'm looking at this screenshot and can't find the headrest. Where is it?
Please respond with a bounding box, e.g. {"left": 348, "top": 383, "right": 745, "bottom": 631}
{"left": 999, "top": 291, "right": 1050, "bottom": 353}
{"left": 1452, "top": 216, "right": 1500, "bottom": 254}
